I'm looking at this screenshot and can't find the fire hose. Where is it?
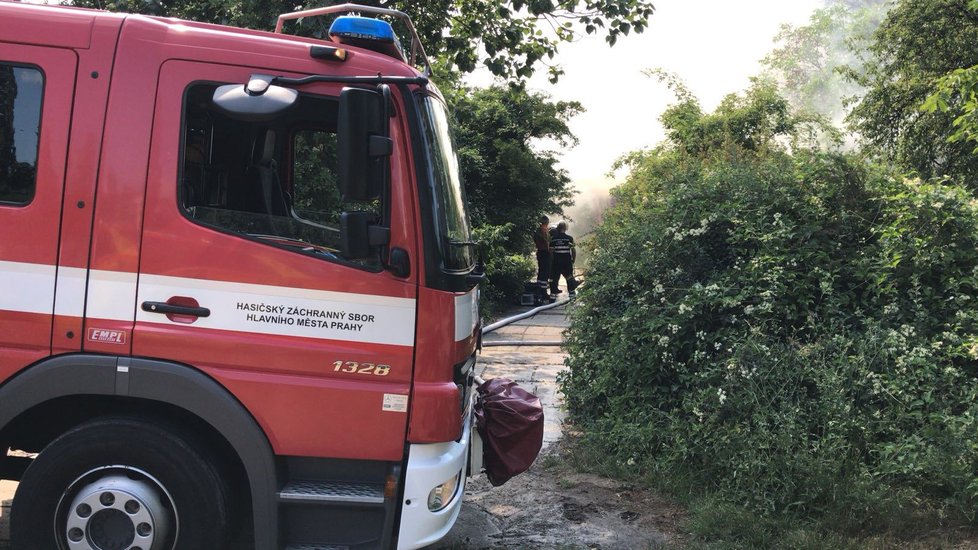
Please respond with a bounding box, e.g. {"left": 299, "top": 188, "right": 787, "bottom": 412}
{"left": 480, "top": 296, "right": 569, "bottom": 347}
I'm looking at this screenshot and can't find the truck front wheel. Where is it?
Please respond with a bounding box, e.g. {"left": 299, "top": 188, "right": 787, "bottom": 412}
{"left": 10, "top": 416, "right": 229, "bottom": 550}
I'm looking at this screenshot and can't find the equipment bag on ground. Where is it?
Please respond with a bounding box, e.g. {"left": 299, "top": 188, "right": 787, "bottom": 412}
{"left": 474, "top": 378, "right": 544, "bottom": 486}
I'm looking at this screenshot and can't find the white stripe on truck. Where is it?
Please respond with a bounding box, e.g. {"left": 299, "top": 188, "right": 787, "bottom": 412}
{"left": 0, "top": 261, "right": 417, "bottom": 347}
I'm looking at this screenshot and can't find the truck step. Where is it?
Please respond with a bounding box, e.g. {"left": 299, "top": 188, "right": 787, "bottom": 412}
{"left": 278, "top": 480, "right": 384, "bottom": 506}
{"left": 285, "top": 545, "right": 350, "bottom": 550}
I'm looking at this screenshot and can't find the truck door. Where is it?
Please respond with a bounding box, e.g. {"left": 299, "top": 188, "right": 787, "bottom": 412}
{"left": 0, "top": 44, "right": 76, "bottom": 379}
{"left": 133, "top": 61, "right": 418, "bottom": 461}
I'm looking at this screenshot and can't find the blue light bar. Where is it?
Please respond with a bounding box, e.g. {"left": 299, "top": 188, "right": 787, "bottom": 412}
{"left": 328, "top": 16, "right": 405, "bottom": 62}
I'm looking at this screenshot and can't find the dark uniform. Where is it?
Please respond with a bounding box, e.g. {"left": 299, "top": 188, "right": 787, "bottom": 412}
{"left": 549, "top": 224, "right": 579, "bottom": 296}
{"left": 533, "top": 224, "right": 551, "bottom": 286}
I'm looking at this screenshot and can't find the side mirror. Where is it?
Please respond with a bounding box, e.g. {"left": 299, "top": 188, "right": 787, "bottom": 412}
{"left": 212, "top": 75, "right": 298, "bottom": 122}
{"left": 338, "top": 86, "right": 392, "bottom": 202}
{"left": 340, "top": 211, "right": 390, "bottom": 259}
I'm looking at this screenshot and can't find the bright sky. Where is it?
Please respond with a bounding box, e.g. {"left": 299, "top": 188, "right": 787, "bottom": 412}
{"left": 466, "top": 0, "right": 824, "bottom": 196}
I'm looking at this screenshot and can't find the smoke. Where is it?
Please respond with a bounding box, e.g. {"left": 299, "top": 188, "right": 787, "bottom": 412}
{"left": 560, "top": 177, "right": 616, "bottom": 240}
{"left": 760, "top": 0, "right": 891, "bottom": 134}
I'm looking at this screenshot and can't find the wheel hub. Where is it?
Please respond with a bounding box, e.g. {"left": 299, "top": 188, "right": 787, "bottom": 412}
{"left": 62, "top": 472, "right": 173, "bottom": 550}
{"left": 86, "top": 508, "right": 133, "bottom": 550}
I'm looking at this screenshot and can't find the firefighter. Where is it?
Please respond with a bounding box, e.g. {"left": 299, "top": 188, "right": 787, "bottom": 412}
{"left": 549, "top": 221, "right": 579, "bottom": 297}
{"left": 533, "top": 215, "right": 552, "bottom": 293}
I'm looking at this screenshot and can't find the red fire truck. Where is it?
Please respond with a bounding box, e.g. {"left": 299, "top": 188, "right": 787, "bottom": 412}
{"left": 0, "top": 2, "right": 485, "bottom": 548}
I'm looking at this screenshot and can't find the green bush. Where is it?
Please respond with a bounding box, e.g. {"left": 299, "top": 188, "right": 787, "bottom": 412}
{"left": 473, "top": 223, "right": 534, "bottom": 319}
{"left": 561, "top": 83, "right": 978, "bottom": 532}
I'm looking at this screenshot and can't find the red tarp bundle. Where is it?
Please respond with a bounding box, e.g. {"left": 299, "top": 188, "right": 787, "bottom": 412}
{"left": 474, "top": 378, "right": 544, "bottom": 487}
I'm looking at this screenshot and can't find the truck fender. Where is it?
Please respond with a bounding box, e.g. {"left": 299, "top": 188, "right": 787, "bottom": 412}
{"left": 0, "top": 353, "right": 278, "bottom": 549}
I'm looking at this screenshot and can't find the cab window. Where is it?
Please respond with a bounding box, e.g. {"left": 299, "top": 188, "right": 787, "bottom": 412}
{"left": 0, "top": 63, "right": 43, "bottom": 205}
{"left": 180, "top": 83, "right": 380, "bottom": 268}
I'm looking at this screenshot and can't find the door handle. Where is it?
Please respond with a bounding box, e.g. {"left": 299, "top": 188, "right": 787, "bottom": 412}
{"left": 141, "top": 301, "right": 210, "bottom": 318}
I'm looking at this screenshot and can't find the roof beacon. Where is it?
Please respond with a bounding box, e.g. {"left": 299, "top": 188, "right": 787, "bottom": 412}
{"left": 328, "top": 16, "right": 405, "bottom": 62}
{"left": 275, "top": 3, "right": 432, "bottom": 76}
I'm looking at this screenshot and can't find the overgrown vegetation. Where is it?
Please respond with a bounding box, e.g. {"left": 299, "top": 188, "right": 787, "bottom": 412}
{"left": 471, "top": 224, "right": 534, "bottom": 319}
{"left": 561, "top": 79, "right": 978, "bottom": 546}
{"left": 847, "top": 0, "right": 978, "bottom": 182}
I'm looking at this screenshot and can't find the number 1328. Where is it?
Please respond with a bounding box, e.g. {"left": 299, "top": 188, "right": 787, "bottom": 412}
{"left": 333, "top": 361, "right": 391, "bottom": 376}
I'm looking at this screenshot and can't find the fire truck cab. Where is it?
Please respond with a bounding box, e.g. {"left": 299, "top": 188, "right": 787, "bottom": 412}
{"left": 0, "top": 2, "right": 482, "bottom": 548}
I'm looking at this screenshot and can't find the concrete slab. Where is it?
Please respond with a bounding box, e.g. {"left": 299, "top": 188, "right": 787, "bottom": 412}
{"left": 517, "top": 315, "right": 571, "bottom": 328}
{"left": 489, "top": 325, "right": 529, "bottom": 336}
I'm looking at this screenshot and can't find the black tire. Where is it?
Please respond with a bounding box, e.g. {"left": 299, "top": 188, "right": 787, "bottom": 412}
{"left": 11, "top": 416, "right": 229, "bottom": 550}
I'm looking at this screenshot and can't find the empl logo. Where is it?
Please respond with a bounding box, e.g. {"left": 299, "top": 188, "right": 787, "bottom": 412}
{"left": 88, "top": 328, "right": 127, "bottom": 345}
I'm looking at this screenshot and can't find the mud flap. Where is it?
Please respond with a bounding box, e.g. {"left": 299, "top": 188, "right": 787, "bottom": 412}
{"left": 468, "top": 423, "right": 484, "bottom": 477}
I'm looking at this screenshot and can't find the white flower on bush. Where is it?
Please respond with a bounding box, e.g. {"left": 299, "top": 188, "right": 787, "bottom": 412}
{"left": 717, "top": 388, "right": 727, "bottom": 404}
{"left": 658, "top": 335, "right": 670, "bottom": 346}
{"left": 969, "top": 343, "right": 978, "bottom": 360}
{"left": 669, "top": 324, "right": 680, "bottom": 334}
{"left": 679, "top": 303, "right": 692, "bottom": 314}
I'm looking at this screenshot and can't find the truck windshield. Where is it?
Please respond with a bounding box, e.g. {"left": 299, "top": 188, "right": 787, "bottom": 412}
{"left": 417, "top": 95, "right": 474, "bottom": 272}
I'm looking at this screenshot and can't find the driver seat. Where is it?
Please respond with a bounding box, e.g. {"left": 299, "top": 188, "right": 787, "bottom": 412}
{"left": 242, "top": 130, "right": 289, "bottom": 217}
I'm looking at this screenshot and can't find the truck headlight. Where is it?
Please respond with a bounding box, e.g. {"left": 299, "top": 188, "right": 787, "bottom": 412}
{"left": 427, "top": 470, "right": 461, "bottom": 511}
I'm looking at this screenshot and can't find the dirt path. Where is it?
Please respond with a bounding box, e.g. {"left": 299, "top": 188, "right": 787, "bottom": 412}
{"left": 434, "top": 301, "right": 682, "bottom": 550}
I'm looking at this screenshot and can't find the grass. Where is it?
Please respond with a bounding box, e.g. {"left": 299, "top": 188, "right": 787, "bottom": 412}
{"left": 557, "top": 477, "right": 578, "bottom": 490}
{"left": 561, "top": 430, "right": 978, "bottom": 550}
{"left": 539, "top": 452, "right": 562, "bottom": 470}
